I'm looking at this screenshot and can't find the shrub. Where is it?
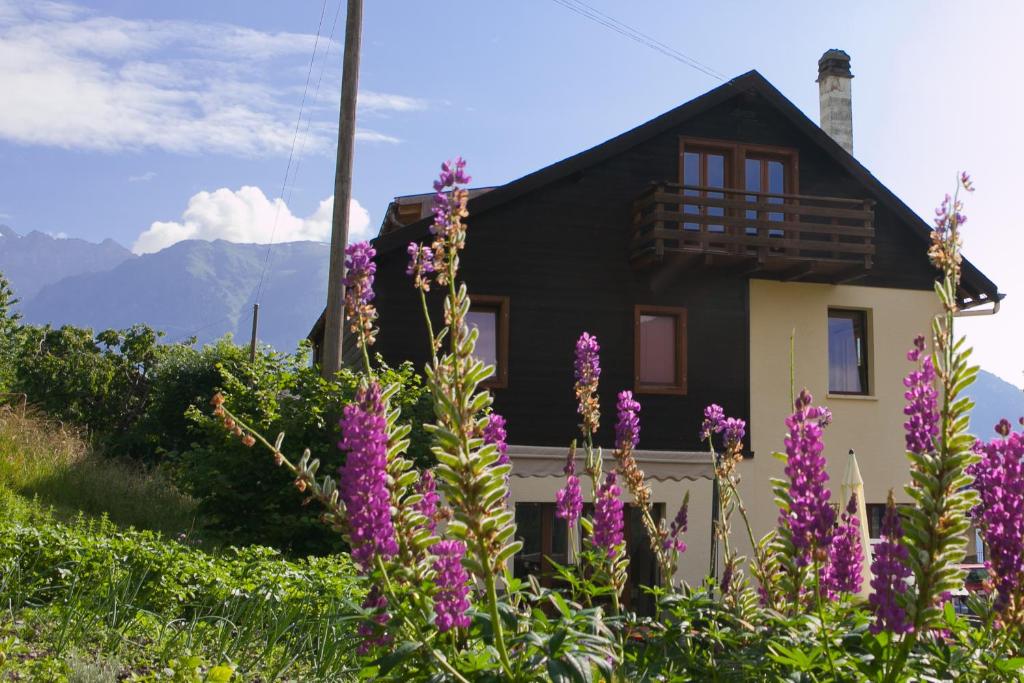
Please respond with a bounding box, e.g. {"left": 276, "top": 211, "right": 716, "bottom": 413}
{"left": 175, "top": 348, "right": 431, "bottom": 555}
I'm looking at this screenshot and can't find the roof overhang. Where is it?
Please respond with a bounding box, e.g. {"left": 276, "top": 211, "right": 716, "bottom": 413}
{"left": 507, "top": 445, "right": 713, "bottom": 481}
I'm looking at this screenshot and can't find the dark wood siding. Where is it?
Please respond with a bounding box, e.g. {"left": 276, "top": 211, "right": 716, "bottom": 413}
{"left": 363, "top": 90, "right": 939, "bottom": 452}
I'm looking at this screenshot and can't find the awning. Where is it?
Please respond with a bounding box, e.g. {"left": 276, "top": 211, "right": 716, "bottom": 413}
{"left": 507, "top": 445, "right": 713, "bottom": 481}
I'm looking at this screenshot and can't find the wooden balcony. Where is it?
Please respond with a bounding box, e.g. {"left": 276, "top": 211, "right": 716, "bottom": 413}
{"left": 631, "top": 183, "right": 876, "bottom": 281}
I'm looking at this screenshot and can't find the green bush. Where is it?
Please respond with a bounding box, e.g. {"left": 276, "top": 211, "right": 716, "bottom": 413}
{"left": 176, "top": 350, "right": 431, "bottom": 555}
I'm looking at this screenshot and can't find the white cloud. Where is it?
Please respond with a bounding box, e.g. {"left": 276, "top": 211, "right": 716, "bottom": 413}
{"left": 355, "top": 129, "right": 402, "bottom": 144}
{"left": 0, "top": 2, "right": 419, "bottom": 155}
{"left": 358, "top": 91, "right": 428, "bottom": 113}
{"left": 128, "top": 171, "right": 156, "bottom": 182}
{"left": 132, "top": 186, "right": 372, "bottom": 255}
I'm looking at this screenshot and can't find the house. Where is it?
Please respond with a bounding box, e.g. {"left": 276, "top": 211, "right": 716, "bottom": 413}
{"left": 308, "top": 51, "right": 1001, "bottom": 600}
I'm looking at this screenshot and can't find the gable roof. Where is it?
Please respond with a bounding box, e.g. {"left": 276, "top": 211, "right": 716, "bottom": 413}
{"left": 372, "top": 69, "right": 1000, "bottom": 307}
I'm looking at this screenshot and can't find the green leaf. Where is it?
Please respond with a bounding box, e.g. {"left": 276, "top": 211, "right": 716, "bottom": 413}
{"left": 375, "top": 640, "right": 421, "bottom": 674}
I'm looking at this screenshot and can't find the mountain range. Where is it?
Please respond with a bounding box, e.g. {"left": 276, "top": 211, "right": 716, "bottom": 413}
{"left": 0, "top": 225, "right": 328, "bottom": 352}
{"left": 1, "top": 225, "right": 1021, "bottom": 429}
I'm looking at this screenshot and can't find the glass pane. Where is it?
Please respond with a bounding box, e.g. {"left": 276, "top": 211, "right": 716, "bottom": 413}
{"left": 706, "top": 154, "right": 725, "bottom": 188}
{"left": 639, "top": 314, "right": 676, "bottom": 385}
{"left": 513, "top": 503, "right": 543, "bottom": 579}
{"left": 828, "top": 312, "right": 866, "bottom": 393}
{"left": 467, "top": 309, "right": 497, "bottom": 368}
{"left": 745, "top": 159, "right": 762, "bottom": 191}
{"left": 768, "top": 160, "right": 785, "bottom": 193}
{"left": 683, "top": 152, "right": 700, "bottom": 186}
{"left": 626, "top": 504, "right": 662, "bottom": 615}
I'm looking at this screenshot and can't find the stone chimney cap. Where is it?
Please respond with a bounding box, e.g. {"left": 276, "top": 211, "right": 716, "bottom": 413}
{"left": 817, "top": 49, "right": 853, "bottom": 81}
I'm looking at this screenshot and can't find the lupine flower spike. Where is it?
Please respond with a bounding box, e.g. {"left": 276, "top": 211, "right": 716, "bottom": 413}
{"left": 593, "top": 471, "right": 625, "bottom": 559}
{"left": 338, "top": 382, "right": 399, "bottom": 571}
{"left": 556, "top": 448, "right": 583, "bottom": 523}
{"left": 824, "top": 493, "right": 864, "bottom": 599}
{"left": 780, "top": 390, "right": 835, "bottom": 568}
{"left": 432, "top": 540, "right": 472, "bottom": 632}
{"left": 574, "top": 332, "right": 602, "bottom": 436}
{"left": 968, "top": 420, "right": 1024, "bottom": 621}
{"left": 869, "top": 493, "right": 913, "bottom": 634}
{"left": 343, "top": 241, "right": 378, "bottom": 346}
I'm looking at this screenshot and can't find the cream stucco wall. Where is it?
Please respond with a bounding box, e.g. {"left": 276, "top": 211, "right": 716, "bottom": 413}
{"left": 740, "top": 280, "right": 942, "bottom": 551}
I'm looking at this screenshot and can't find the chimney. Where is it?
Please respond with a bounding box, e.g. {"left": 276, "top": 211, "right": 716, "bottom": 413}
{"left": 816, "top": 49, "right": 853, "bottom": 155}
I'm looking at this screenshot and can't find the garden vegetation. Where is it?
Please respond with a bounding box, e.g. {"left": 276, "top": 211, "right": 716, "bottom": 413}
{"left": 0, "top": 166, "right": 1021, "bottom": 681}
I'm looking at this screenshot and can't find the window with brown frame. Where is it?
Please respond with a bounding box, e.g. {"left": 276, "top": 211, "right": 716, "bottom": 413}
{"left": 634, "top": 305, "right": 687, "bottom": 395}
{"left": 828, "top": 308, "right": 870, "bottom": 395}
{"left": 679, "top": 138, "right": 799, "bottom": 240}
{"left": 467, "top": 295, "right": 509, "bottom": 389}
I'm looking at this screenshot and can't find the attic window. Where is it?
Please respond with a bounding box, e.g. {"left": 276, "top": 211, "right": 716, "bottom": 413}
{"left": 396, "top": 202, "right": 423, "bottom": 225}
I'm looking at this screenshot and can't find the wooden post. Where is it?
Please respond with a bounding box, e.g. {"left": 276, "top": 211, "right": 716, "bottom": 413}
{"left": 248, "top": 303, "right": 259, "bottom": 363}
{"left": 320, "top": 0, "right": 364, "bottom": 379}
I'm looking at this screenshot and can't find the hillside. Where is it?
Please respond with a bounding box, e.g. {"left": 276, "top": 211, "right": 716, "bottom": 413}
{"left": 21, "top": 239, "right": 329, "bottom": 351}
{"left": 965, "top": 368, "right": 1024, "bottom": 438}
{"left": 0, "top": 225, "right": 135, "bottom": 299}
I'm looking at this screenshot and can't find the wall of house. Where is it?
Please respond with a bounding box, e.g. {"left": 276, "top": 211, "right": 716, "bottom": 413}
{"left": 738, "top": 280, "right": 942, "bottom": 551}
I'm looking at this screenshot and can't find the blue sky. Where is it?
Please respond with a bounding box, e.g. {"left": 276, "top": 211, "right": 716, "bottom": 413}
{"left": 0, "top": 0, "right": 1021, "bottom": 388}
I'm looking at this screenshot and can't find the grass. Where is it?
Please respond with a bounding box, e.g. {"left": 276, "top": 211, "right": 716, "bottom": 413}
{"left": 0, "top": 473, "right": 364, "bottom": 681}
{"left": 0, "top": 406, "right": 197, "bottom": 537}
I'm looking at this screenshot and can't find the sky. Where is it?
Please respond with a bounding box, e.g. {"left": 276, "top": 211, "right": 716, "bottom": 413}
{"left": 0, "top": 0, "right": 1021, "bottom": 387}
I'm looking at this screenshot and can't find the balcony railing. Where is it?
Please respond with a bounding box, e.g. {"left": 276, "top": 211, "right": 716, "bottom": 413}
{"left": 631, "top": 183, "right": 876, "bottom": 279}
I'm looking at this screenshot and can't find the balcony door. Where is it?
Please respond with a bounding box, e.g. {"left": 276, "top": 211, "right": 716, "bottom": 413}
{"left": 744, "top": 156, "right": 789, "bottom": 237}
{"left": 681, "top": 146, "right": 731, "bottom": 233}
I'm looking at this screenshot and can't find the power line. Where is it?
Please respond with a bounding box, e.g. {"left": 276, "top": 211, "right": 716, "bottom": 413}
{"left": 548, "top": 0, "right": 727, "bottom": 82}
{"left": 253, "top": 0, "right": 332, "bottom": 306}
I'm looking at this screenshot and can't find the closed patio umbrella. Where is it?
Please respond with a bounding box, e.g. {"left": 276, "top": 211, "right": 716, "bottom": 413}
{"left": 841, "top": 449, "right": 874, "bottom": 598}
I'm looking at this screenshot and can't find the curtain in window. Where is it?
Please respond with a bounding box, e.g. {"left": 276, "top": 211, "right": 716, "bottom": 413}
{"left": 639, "top": 315, "right": 675, "bottom": 385}
{"left": 828, "top": 316, "right": 861, "bottom": 393}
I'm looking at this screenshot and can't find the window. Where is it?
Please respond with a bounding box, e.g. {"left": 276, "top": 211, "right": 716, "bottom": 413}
{"left": 467, "top": 295, "right": 509, "bottom": 388}
{"left": 513, "top": 503, "right": 568, "bottom": 586}
{"left": 681, "top": 144, "right": 731, "bottom": 232}
{"left": 744, "top": 156, "right": 789, "bottom": 237}
{"left": 635, "top": 305, "right": 687, "bottom": 395}
{"left": 828, "top": 309, "right": 869, "bottom": 395}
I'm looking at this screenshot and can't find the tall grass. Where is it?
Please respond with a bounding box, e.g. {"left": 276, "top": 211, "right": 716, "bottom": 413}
{"left": 0, "top": 407, "right": 197, "bottom": 536}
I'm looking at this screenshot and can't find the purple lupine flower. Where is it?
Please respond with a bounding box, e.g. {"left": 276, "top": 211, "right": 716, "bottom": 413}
{"left": 483, "top": 413, "right": 509, "bottom": 466}
{"left": 904, "top": 335, "right": 939, "bottom": 455}
{"left": 574, "top": 332, "right": 602, "bottom": 435}
{"left": 431, "top": 158, "right": 471, "bottom": 235}
{"left": 343, "top": 241, "right": 378, "bottom": 342}
{"left": 700, "top": 404, "right": 725, "bottom": 441}
{"left": 556, "top": 451, "right": 583, "bottom": 522}
{"left": 343, "top": 241, "right": 376, "bottom": 305}
{"left": 664, "top": 495, "right": 689, "bottom": 554}
{"left": 338, "top": 382, "right": 399, "bottom": 571}
{"left": 824, "top": 494, "right": 864, "bottom": 599}
{"left": 615, "top": 391, "right": 641, "bottom": 452}
{"left": 721, "top": 562, "right": 734, "bottom": 594}
{"left": 968, "top": 421, "right": 1024, "bottom": 613}
{"left": 415, "top": 469, "right": 440, "bottom": 533}
{"left": 356, "top": 587, "right": 392, "bottom": 654}
{"left": 406, "top": 242, "right": 435, "bottom": 291}
{"left": 592, "top": 471, "right": 624, "bottom": 559}
{"left": 432, "top": 540, "right": 472, "bottom": 632}
{"left": 779, "top": 389, "right": 835, "bottom": 566}
{"left": 721, "top": 417, "right": 746, "bottom": 451}
{"left": 869, "top": 496, "right": 913, "bottom": 634}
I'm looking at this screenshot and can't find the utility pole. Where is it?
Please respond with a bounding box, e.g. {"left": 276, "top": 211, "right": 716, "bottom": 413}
{"left": 320, "top": 0, "right": 364, "bottom": 379}
{"left": 248, "top": 303, "right": 259, "bottom": 363}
